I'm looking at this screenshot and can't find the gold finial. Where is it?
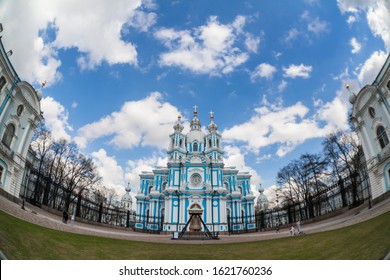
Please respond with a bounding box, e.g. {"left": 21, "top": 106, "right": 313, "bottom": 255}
{"left": 193, "top": 105, "right": 198, "bottom": 117}
{"left": 209, "top": 111, "right": 214, "bottom": 120}
{"left": 41, "top": 81, "right": 47, "bottom": 88}
{"left": 178, "top": 115, "right": 181, "bottom": 122}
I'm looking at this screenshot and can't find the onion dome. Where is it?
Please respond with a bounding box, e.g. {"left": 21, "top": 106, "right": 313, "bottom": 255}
{"left": 208, "top": 111, "right": 218, "bottom": 133}
{"left": 173, "top": 115, "right": 184, "bottom": 133}
{"left": 121, "top": 184, "right": 133, "bottom": 203}
{"left": 187, "top": 105, "right": 205, "bottom": 143}
{"left": 190, "top": 105, "right": 201, "bottom": 131}
{"left": 257, "top": 187, "right": 268, "bottom": 204}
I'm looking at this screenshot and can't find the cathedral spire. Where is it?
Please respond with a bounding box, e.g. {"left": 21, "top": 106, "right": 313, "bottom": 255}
{"left": 208, "top": 111, "right": 218, "bottom": 133}
{"left": 190, "top": 105, "right": 201, "bottom": 131}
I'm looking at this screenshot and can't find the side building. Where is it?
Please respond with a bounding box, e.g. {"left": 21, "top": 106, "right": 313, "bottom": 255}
{"left": 349, "top": 53, "right": 390, "bottom": 203}
{"left": 0, "top": 26, "right": 42, "bottom": 201}
{"left": 135, "top": 107, "right": 256, "bottom": 234}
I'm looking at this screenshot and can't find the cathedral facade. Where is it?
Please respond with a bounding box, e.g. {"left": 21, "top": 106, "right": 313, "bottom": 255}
{"left": 0, "top": 28, "right": 42, "bottom": 200}
{"left": 135, "top": 107, "right": 256, "bottom": 234}
{"left": 349, "top": 53, "right": 390, "bottom": 203}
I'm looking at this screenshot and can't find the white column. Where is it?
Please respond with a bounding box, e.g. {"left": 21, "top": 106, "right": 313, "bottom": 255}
{"left": 17, "top": 121, "right": 32, "bottom": 155}
{"left": 360, "top": 124, "right": 376, "bottom": 158}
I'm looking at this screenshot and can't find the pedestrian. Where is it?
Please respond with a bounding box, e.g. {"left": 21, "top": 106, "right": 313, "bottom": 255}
{"left": 289, "top": 225, "right": 295, "bottom": 236}
{"left": 63, "top": 210, "right": 68, "bottom": 224}
{"left": 296, "top": 220, "right": 301, "bottom": 233}
{"left": 276, "top": 224, "right": 280, "bottom": 234}
{"left": 62, "top": 210, "right": 67, "bottom": 223}
{"left": 70, "top": 213, "right": 75, "bottom": 225}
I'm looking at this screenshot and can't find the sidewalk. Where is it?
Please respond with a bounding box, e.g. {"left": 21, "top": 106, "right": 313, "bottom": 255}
{"left": 1, "top": 195, "right": 390, "bottom": 244}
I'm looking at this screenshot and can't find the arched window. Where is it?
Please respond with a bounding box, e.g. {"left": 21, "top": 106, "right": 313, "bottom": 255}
{"left": 17, "top": 105, "right": 24, "bottom": 117}
{"left": 216, "top": 139, "right": 220, "bottom": 148}
{"left": 224, "top": 182, "right": 229, "bottom": 191}
{"left": 193, "top": 142, "right": 198, "bottom": 152}
{"left": 179, "top": 139, "right": 183, "bottom": 147}
{"left": 2, "top": 123, "right": 15, "bottom": 148}
{"left": 208, "top": 139, "right": 212, "bottom": 148}
{"left": 377, "top": 125, "right": 389, "bottom": 149}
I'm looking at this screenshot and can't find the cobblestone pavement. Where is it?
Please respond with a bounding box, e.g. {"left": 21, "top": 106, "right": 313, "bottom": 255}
{"left": 1, "top": 195, "right": 390, "bottom": 245}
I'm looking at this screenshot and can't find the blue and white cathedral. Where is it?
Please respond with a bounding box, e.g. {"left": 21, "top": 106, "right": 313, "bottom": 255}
{"left": 135, "top": 107, "right": 256, "bottom": 234}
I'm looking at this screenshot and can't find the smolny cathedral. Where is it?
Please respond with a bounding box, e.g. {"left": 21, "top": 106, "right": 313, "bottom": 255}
{"left": 135, "top": 106, "right": 256, "bottom": 234}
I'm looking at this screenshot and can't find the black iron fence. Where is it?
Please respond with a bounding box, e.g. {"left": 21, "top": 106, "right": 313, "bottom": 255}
{"left": 18, "top": 166, "right": 371, "bottom": 234}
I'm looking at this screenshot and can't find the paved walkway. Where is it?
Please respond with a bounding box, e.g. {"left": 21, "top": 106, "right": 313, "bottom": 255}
{"left": 1, "top": 195, "right": 390, "bottom": 245}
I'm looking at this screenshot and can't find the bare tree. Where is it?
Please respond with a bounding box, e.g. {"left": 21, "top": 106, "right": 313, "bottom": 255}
{"left": 300, "top": 153, "right": 328, "bottom": 215}
{"left": 29, "top": 122, "right": 52, "bottom": 204}
{"left": 323, "top": 130, "right": 362, "bottom": 206}
{"left": 62, "top": 152, "right": 101, "bottom": 213}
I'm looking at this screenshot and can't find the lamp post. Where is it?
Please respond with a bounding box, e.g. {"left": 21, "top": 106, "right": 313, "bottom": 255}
{"left": 21, "top": 171, "right": 30, "bottom": 210}
{"left": 275, "top": 192, "right": 280, "bottom": 226}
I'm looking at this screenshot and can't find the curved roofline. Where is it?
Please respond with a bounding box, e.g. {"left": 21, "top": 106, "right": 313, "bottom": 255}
{"left": 373, "top": 53, "right": 390, "bottom": 86}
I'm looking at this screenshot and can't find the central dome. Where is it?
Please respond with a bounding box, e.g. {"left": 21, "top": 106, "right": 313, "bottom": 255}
{"left": 187, "top": 129, "right": 205, "bottom": 143}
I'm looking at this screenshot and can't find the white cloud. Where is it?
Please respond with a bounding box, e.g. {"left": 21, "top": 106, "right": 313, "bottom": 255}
{"left": 350, "top": 37, "right": 362, "bottom": 54}
{"left": 41, "top": 96, "right": 72, "bottom": 142}
{"left": 125, "top": 154, "right": 167, "bottom": 190}
{"left": 338, "top": 0, "right": 390, "bottom": 51}
{"left": 356, "top": 50, "right": 387, "bottom": 85}
{"left": 222, "top": 92, "right": 350, "bottom": 157}
{"left": 301, "top": 11, "right": 330, "bottom": 36}
{"left": 250, "top": 63, "right": 277, "bottom": 81}
{"left": 307, "top": 17, "right": 330, "bottom": 35}
{"left": 126, "top": 10, "right": 157, "bottom": 32}
{"left": 91, "top": 149, "right": 126, "bottom": 192}
{"left": 283, "top": 64, "right": 312, "bottom": 79}
{"left": 223, "top": 145, "right": 261, "bottom": 190}
{"left": 75, "top": 92, "right": 182, "bottom": 149}
{"left": 245, "top": 34, "right": 261, "bottom": 53}
{"left": 278, "top": 80, "right": 288, "bottom": 92}
{"left": 0, "top": 0, "right": 148, "bottom": 86}
{"left": 284, "top": 28, "right": 300, "bottom": 45}
{"left": 154, "top": 15, "right": 251, "bottom": 75}
{"left": 347, "top": 15, "right": 358, "bottom": 25}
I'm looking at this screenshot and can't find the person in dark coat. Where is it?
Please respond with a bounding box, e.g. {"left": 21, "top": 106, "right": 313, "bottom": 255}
{"left": 62, "top": 210, "right": 68, "bottom": 224}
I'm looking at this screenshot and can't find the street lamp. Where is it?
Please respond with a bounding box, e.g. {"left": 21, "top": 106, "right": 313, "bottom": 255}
{"left": 275, "top": 192, "right": 280, "bottom": 226}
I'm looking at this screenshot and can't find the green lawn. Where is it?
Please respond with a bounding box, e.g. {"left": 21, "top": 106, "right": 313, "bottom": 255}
{"left": 1, "top": 209, "right": 390, "bottom": 260}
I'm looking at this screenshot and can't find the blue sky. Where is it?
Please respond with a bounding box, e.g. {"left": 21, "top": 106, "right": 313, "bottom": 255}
{"left": 1, "top": 0, "right": 390, "bottom": 199}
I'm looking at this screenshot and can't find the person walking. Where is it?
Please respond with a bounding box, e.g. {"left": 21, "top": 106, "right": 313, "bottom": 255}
{"left": 62, "top": 210, "right": 68, "bottom": 224}
{"left": 70, "top": 213, "right": 75, "bottom": 225}
{"left": 296, "top": 220, "right": 301, "bottom": 234}
{"left": 289, "top": 225, "right": 295, "bottom": 236}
